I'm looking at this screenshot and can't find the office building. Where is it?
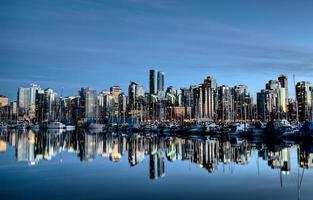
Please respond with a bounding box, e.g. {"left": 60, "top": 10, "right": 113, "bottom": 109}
{"left": 157, "top": 71, "right": 165, "bottom": 92}
{"left": 296, "top": 81, "right": 313, "bottom": 121}
{"left": 149, "top": 69, "right": 158, "bottom": 95}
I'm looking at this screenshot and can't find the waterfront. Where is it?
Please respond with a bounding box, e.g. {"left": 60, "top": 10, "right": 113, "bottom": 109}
{"left": 0, "top": 129, "right": 312, "bottom": 200}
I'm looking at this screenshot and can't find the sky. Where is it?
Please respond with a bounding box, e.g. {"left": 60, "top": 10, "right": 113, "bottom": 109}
{"left": 1, "top": 0, "right": 313, "bottom": 101}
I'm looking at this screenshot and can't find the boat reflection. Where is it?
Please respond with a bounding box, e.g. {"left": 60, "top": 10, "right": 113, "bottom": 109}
{"left": 0, "top": 129, "right": 312, "bottom": 179}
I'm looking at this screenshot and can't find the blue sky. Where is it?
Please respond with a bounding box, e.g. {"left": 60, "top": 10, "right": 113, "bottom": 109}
{"left": 1, "top": 0, "right": 313, "bottom": 100}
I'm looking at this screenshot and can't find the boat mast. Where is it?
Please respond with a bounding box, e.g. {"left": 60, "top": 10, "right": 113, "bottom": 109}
{"left": 293, "top": 75, "right": 299, "bottom": 128}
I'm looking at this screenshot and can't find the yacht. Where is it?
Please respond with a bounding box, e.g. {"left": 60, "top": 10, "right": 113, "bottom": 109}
{"left": 204, "top": 123, "right": 219, "bottom": 133}
{"left": 47, "top": 121, "right": 66, "bottom": 129}
{"left": 16, "top": 121, "right": 27, "bottom": 130}
{"left": 88, "top": 123, "right": 105, "bottom": 130}
{"left": 300, "top": 121, "right": 313, "bottom": 138}
{"left": 31, "top": 124, "right": 40, "bottom": 130}
{"left": 188, "top": 124, "right": 205, "bottom": 134}
{"left": 0, "top": 122, "right": 8, "bottom": 129}
{"left": 265, "top": 119, "right": 292, "bottom": 136}
{"left": 66, "top": 125, "right": 76, "bottom": 131}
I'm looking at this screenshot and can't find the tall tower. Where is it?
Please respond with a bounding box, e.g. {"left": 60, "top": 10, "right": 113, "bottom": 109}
{"left": 157, "top": 71, "right": 165, "bottom": 92}
{"left": 296, "top": 81, "right": 313, "bottom": 121}
{"left": 202, "top": 76, "right": 217, "bottom": 120}
{"left": 149, "top": 69, "right": 157, "bottom": 95}
{"left": 278, "top": 75, "right": 288, "bottom": 113}
{"left": 79, "top": 87, "right": 97, "bottom": 121}
{"left": 17, "top": 87, "right": 31, "bottom": 118}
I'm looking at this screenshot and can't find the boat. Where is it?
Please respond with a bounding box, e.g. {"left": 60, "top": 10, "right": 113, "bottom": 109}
{"left": 300, "top": 121, "right": 313, "bottom": 138}
{"left": 46, "top": 128, "right": 65, "bottom": 134}
{"left": 188, "top": 124, "right": 205, "bottom": 133}
{"left": 204, "top": 123, "right": 219, "bottom": 133}
{"left": 16, "top": 121, "right": 27, "bottom": 130}
{"left": 88, "top": 123, "right": 105, "bottom": 130}
{"left": 66, "top": 125, "right": 76, "bottom": 131}
{"left": 264, "top": 119, "right": 292, "bottom": 136}
{"left": 31, "top": 124, "right": 40, "bottom": 131}
{"left": 46, "top": 121, "right": 66, "bottom": 129}
{"left": 143, "top": 123, "right": 158, "bottom": 132}
{"left": 0, "top": 122, "right": 8, "bottom": 129}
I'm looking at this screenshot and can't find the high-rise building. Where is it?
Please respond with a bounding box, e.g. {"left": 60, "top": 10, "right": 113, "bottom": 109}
{"left": 202, "top": 76, "right": 217, "bottom": 120}
{"left": 136, "top": 85, "right": 145, "bottom": 98}
{"left": 191, "top": 76, "right": 218, "bottom": 121}
{"left": 233, "top": 85, "right": 253, "bottom": 121}
{"left": 0, "top": 95, "right": 9, "bottom": 107}
{"left": 34, "top": 88, "right": 60, "bottom": 122}
{"left": 17, "top": 87, "right": 31, "bottom": 119}
{"left": 278, "top": 75, "right": 288, "bottom": 112}
{"left": 181, "top": 88, "right": 193, "bottom": 107}
{"left": 217, "top": 85, "right": 233, "bottom": 122}
{"left": 296, "top": 81, "right": 313, "bottom": 121}
{"left": 61, "top": 96, "right": 77, "bottom": 124}
{"left": 110, "top": 85, "right": 122, "bottom": 118}
{"left": 29, "top": 84, "right": 40, "bottom": 119}
{"left": 35, "top": 89, "right": 45, "bottom": 122}
{"left": 192, "top": 85, "right": 203, "bottom": 119}
{"left": 166, "top": 86, "right": 177, "bottom": 106}
{"left": 257, "top": 77, "right": 288, "bottom": 120}
{"left": 110, "top": 85, "right": 122, "bottom": 103}
{"left": 79, "top": 87, "right": 98, "bottom": 121}
{"left": 10, "top": 101, "right": 17, "bottom": 120}
{"left": 266, "top": 78, "right": 288, "bottom": 114}
{"left": 98, "top": 90, "right": 114, "bottom": 120}
{"left": 157, "top": 71, "right": 165, "bottom": 92}
{"left": 128, "top": 82, "right": 138, "bottom": 107}
{"left": 181, "top": 88, "right": 193, "bottom": 119}
{"left": 149, "top": 69, "right": 157, "bottom": 95}
{"left": 17, "top": 84, "right": 41, "bottom": 120}
{"left": 0, "top": 102, "right": 10, "bottom": 121}
{"left": 257, "top": 89, "right": 278, "bottom": 121}
{"left": 128, "top": 82, "right": 147, "bottom": 121}
{"left": 118, "top": 93, "right": 127, "bottom": 121}
{"left": 287, "top": 98, "right": 297, "bottom": 121}
{"left": 45, "top": 88, "right": 60, "bottom": 121}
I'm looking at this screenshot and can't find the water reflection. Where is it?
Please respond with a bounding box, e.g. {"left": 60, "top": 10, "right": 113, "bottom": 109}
{"left": 0, "top": 129, "right": 313, "bottom": 179}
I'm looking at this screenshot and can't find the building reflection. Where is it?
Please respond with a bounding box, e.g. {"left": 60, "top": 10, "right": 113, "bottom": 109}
{"left": 0, "top": 129, "right": 312, "bottom": 179}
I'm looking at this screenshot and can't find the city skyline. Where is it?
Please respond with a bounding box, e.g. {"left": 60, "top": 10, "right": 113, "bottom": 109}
{"left": 1, "top": 1, "right": 313, "bottom": 200}
{"left": 0, "top": 70, "right": 311, "bottom": 102}
{"left": 1, "top": 69, "right": 312, "bottom": 123}
{"left": 1, "top": 0, "right": 313, "bottom": 100}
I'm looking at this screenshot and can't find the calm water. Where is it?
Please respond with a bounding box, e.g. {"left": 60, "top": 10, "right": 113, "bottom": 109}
{"left": 0, "top": 129, "right": 312, "bottom": 200}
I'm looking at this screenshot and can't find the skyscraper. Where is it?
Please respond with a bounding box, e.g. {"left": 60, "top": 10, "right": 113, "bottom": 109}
{"left": 157, "top": 71, "right": 165, "bottom": 92}
{"left": 149, "top": 69, "right": 157, "bottom": 95}
{"left": 98, "top": 90, "right": 114, "bottom": 119}
{"left": 217, "top": 85, "right": 233, "bottom": 122}
{"left": 257, "top": 89, "right": 278, "bottom": 121}
{"left": 296, "top": 81, "right": 313, "bottom": 121}
{"left": 278, "top": 75, "right": 288, "bottom": 113}
{"left": 34, "top": 88, "right": 59, "bottom": 122}
{"left": 79, "top": 87, "right": 98, "bottom": 121}
{"left": 128, "top": 82, "right": 138, "bottom": 107}
{"left": 29, "top": 84, "right": 40, "bottom": 119}
{"left": 17, "top": 87, "right": 31, "bottom": 118}
{"left": 202, "top": 76, "right": 217, "bottom": 120}
{"left": 0, "top": 95, "right": 8, "bottom": 107}
{"left": 44, "top": 88, "right": 59, "bottom": 121}
{"left": 110, "top": 85, "right": 122, "bottom": 104}
{"left": 233, "top": 85, "right": 253, "bottom": 121}
{"left": 192, "top": 85, "right": 203, "bottom": 119}
{"left": 17, "top": 84, "right": 41, "bottom": 120}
